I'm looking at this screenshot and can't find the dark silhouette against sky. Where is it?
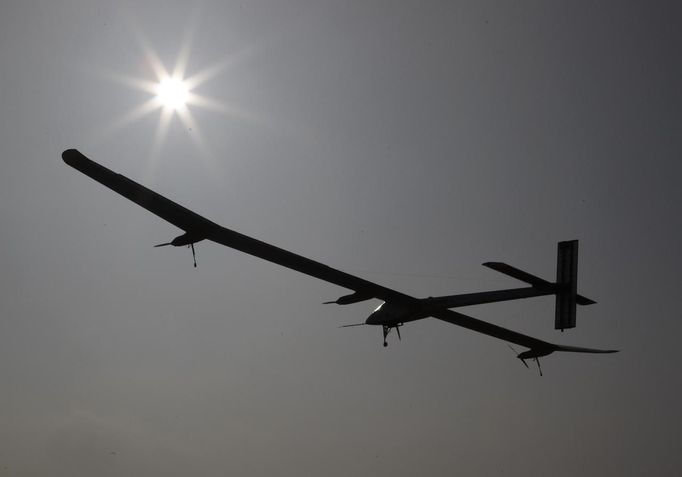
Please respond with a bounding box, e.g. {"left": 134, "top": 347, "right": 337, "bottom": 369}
{"left": 62, "top": 148, "right": 617, "bottom": 360}
{"left": 1, "top": 1, "right": 680, "bottom": 476}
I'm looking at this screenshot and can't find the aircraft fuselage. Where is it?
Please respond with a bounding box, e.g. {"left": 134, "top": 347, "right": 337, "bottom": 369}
{"left": 365, "top": 302, "right": 424, "bottom": 326}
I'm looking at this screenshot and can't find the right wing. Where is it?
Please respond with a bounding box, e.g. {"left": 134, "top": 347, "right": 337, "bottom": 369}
{"left": 430, "top": 309, "right": 617, "bottom": 354}
{"left": 430, "top": 309, "right": 553, "bottom": 350}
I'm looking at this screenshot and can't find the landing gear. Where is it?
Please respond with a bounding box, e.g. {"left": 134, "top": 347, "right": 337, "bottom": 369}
{"left": 519, "top": 356, "right": 542, "bottom": 375}
{"left": 189, "top": 243, "right": 197, "bottom": 268}
{"left": 382, "top": 323, "right": 403, "bottom": 348}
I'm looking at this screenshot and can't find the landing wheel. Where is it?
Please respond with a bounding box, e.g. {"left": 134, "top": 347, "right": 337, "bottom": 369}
{"left": 383, "top": 341, "right": 388, "bottom": 348}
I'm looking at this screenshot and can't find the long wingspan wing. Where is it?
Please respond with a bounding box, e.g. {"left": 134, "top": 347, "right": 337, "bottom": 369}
{"left": 62, "top": 149, "right": 412, "bottom": 304}
{"left": 63, "top": 149, "right": 218, "bottom": 233}
{"left": 430, "top": 309, "right": 554, "bottom": 350}
{"left": 431, "top": 309, "right": 617, "bottom": 353}
{"left": 552, "top": 345, "right": 618, "bottom": 354}
{"left": 63, "top": 149, "right": 617, "bottom": 355}
{"left": 207, "top": 226, "right": 413, "bottom": 303}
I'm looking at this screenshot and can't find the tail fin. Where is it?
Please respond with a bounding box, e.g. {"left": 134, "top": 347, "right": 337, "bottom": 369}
{"left": 555, "top": 241, "right": 578, "bottom": 330}
{"left": 483, "top": 240, "right": 596, "bottom": 331}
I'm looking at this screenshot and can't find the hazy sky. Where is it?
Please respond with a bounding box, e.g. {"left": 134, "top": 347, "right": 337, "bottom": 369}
{"left": 1, "top": 1, "right": 681, "bottom": 475}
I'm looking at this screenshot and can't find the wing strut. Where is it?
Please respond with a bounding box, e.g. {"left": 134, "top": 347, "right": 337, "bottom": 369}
{"left": 190, "top": 243, "right": 197, "bottom": 268}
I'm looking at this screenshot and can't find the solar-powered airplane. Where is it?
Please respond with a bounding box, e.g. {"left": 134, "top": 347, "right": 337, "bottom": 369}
{"left": 62, "top": 149, "right": 617, "bottom": 374}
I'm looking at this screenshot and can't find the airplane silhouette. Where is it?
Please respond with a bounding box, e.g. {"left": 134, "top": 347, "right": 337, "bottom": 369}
{"left": 62, "top": 149, "right": 617, "bottom": 372}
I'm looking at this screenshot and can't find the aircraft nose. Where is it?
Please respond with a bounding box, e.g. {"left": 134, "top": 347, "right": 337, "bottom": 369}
{"left": 365, "top": 314, "right": 378, "bottom": 325}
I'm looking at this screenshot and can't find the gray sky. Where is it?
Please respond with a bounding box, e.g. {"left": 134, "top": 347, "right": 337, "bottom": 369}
{"left": 1, "top": 1, "right": 681, "bottom": 475}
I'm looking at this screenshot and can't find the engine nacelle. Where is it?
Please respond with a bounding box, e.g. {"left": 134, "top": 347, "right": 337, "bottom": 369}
{"left": 168, "top": 231, "right": 206, "bottom": 247}
{"left": 324, "top": 291, "right": 373, "bottom": 305}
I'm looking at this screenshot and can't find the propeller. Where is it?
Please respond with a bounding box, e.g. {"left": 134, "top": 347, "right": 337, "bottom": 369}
{"left": 154, "top": 241, "right": 197, "bottom": 267}
{"left": 507, "top": 344, "right": 529, "bottom": 368}
{"left": 507, "top": 344, "right": 543, "bottom": 376}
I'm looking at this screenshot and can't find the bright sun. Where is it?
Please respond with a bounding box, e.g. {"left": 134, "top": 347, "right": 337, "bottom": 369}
{"left": 95, "top": 25, "right": 242, "bottom": 164}
{"left": 155, "top": 77, "right": 189, "bottom": 110}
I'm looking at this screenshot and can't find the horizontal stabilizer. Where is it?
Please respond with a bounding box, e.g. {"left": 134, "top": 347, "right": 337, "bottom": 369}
{"left": 484, "top": 259, "right": 596, "bottom": 307}
{"left": 576, "top": 295, "right": 597, "bottom": 305}
{"left": 485, "top": 242, "right": 596, "bottom": 332}
{"left": 482, "top": 262, "right": 553, "bottom": 290}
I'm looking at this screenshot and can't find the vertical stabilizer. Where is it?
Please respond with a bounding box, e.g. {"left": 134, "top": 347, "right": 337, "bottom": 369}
{"left": 555, "top": 240, "right": 579, "bottom": 330}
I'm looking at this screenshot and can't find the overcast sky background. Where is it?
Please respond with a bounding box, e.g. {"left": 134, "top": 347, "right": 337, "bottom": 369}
{"left": 1, "top": 1, "right": 681, "bottom": 475}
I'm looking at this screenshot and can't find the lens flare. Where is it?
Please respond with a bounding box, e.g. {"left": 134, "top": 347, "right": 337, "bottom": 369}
{"left": 89, "top": 16, "right": 254, "bottom": 174}
{"left": 155, "top": 77, "right": 189, "bottom": 110}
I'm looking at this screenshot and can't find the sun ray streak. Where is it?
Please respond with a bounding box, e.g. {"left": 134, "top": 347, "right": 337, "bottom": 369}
{"left": 176, "top": 106, "right": 215, "bottom": 172}
{"left": 92, "top": 68, "right": 159, "bottom": 94}
{"left": 182, "top": 46, "right": 254, "bottom": 92}
{"left": 172, "top": 13, "right": 197, "bottom": 80}
{"left": 185, "top": 92, "right": 228, "bottom": 113}
{"left": 145, "top": 106, "right": 174, "bottom": 179}
{"left": 182, "top": 51, "right": 246, "bottom": 90}
{"left": 136, "top": 35, "right": 169, "bottom": 82}
{"left": 183, "top": 63, "right": 225, "bottom": 91}
{"left": 89, "top": 97, "right": 162, "bottom": 145}
{"left": 90, "top": 16, "right": 257, "bottom": 171}
{"left": 186, "top": 92, "right": 259, "bottom": 123}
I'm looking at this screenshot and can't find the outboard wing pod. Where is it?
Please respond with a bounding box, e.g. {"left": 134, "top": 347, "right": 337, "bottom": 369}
{"left": 324, "top": 291, "right": 374, "bottom": 305}
{"left": 154, "top": 231, "right": 207, "bottom": 248}
{"left": 153, "top": 232, "right": 206, "bottom": 267}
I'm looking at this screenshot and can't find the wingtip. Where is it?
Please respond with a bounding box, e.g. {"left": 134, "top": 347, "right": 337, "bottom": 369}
{"left": 62, "top": 148, "right": 82, "bottom": 166}
{"left": 482, "top": 261, "right": 503, "bottom": 267}
{"left": 555, "top": 345, "right": 620, "bottom": 354}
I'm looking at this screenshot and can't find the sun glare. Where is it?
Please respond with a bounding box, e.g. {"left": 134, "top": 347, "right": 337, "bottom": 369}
{"left": 156, "top": 77, "right": 189, "bottom": 110}
{"left": 92, "top": 21, "right": 249, "bottom": 168}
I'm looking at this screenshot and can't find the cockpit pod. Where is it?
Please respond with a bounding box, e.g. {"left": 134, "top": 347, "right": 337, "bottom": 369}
{"left": 366, "top": 302, "right": 422, "bottom": 326}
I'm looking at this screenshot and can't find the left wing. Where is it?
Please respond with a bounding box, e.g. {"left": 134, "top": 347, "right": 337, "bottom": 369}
{"left": 63, "top": 150, "right": 218, "bottom": 234}
{"left": 62, "top": 149, "right": 617, "bottom": 355}
{"left": 62, "top": 149, "right": 411, "bottom": 305}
